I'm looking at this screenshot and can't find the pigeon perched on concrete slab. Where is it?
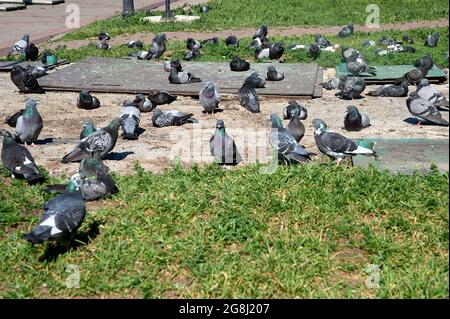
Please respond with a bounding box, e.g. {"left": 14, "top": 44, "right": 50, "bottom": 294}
{"left": 416, "top": 79, "right": 449, "bottom": 110}
{"left": 269, "top": 114, "right": 314, "bottom": 164}
{"left": 343, "top": 105, "right": 371, "bottom": 131}
{"left": 199, "top": 81, "right": 221, "bottom": 114}
{"left": 133, "top": 94, "right": 154, "bottom": 112}
{"left": 144, "top": 33, "right": 167, "bottom": 60}
{"left": 266, "top": 66, "right": 284, "bottom": 81}
{"left": 98, "top": 31, "right": 110, "bottom": 41}
{"left": 163, "top": 60, "right": 183, "bottom": 72}
{"left": 120, "top": 104, "right": 141, "bottom": 140}
{"left": 127, "top": 40, "right": 143, "bottom": 49}
{"left": 230, "top": 56, "right": 250, "bottom": 71}
{"left": 61, "top": 118, "right": 121, "bottom": 163}
{"left": 319, "top": 77, "right": 341, "bottom": 90}
{"left": 169, "top": 69, "right": 202, "bottom": 84}
{"left": 148, "top": 89, "right": 177, "bottom": 105}
{"left": 209, "top": 119, "right": 242, "bottom": 165}
{"left": 25, "top": 43, "right": 39, "bottom": 61}
{"left": 338, "top": 24, "right": 354, "bottom": 37}
{"left": 15, "top": 98, "right": 43, "bottom": 145}
{"left": 336, "top": 76, "right": 366, "bottom": 99}
{"left": 8, "top": 33, "right": 29, "bottom": 56}
{"left": 286, "top": 108, "right": 305, "bottom": 143}
{"left": 23, "top": 178, "right": 85, "bottom": 244}
{"left": 77, "top": 90, "right": 101, "bottom": 110}
{"left": 225, "top": 35, "right": 239, "bottom": 48}
{"left": 269, "top": 43, "right": 284, "bottom": 59}
{"left": 184, "top": 47, "right": 201, "bottom": 61}
{"left": 151, "top": 109, "right": 197, "bottom": 127}
{"left": 367, "top": 81, "right": 409, "bottom": 97}
{"left": 237, "top": 83, "right": 260, "bottom": 113}
{"left": 0, "top": 129, "right": 44, "bottom": 184}
{"left": 80, "top": 119, "right": 97, "bottom": 140}
{"left": 283, "top": 100, "right": 307, "bottom": 120}
{"left": 312, "top": 118, "right": 377, "bottom": 164}
{"left": 10, "top": 65, "right": 45, "bottom": 94}
{"left": 244, "top": 72, "right": 266, "bottom": 88}
{"left": 425, "top": 32, "right": 439, "bottom": 47}
{"left": 406, "top": 92, "right": 449, "bottom": 126}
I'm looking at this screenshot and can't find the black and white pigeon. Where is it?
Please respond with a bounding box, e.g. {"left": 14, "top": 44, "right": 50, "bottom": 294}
{"left": 0, "top": 130, "right": 44, "bottom": 184}
{"left": 151, "top": 109, "right": 197, "bottom": 127}
{"left": 209, "top": 119, "right": 242, "bottom": 165}
{"left": 308, "top": 43, "right": 321, "bottom": 59}
{"left": 269, "top": 114, "right": 314, "bottom": 164}
{"left": 202, "top": 37, "right": 219, "bottom": 45}
{"left": 379, "top": 35, "right": 397, "bottom": 46}
{"left": 249, "top": 37, "right": 266, "bottom": 50}
{"left": 230, "top": 56, "right": 250, "bottom": 71}
{"left": 312, "top": 118, "right": 377, "bottom": 164}
{"left": 237, "top": 83, "right": 260, "bottom": 113}
{"left": 343, "top": 105, "right": 371, "bottom": 131}
{"left": 98, "top": 31, "right": 111, "bottom": 41}
{"left": 148, "top": 89, "right": 177, "bottom": 105}
{"left": 25, "top": 43, "right": 39, "bottom": 61}
{"left": 336, "top": 76, "right": 366, "bottom": 99}
{"left": 341, "top": 47, "right": 360, "bottom": 61}
{"left": 77, "top": 90, "right": 101, "bottom": 110}
{"left": 10, "top": 65, "right": 45, "bottom": 94}
{"left": 252, "top": 25, "right": 268, "bottom": 40}
{"left": 367, "top": 81, "right": 409, "bottom": 97}
{"left": 133, "top": 94, "right": 154, "bottom": 112}
{"left": 169, "top": 69, "right": 202, "bottom": 84}
{"left": 266, "top": 66, "right": 285, "bottom": 81}
{"left": 269, "top": 43, "right": 284, "bottom": 60}
{"left": 416, "top": 79, "right": 449, "bottom": 110}
{"left": 8, "top": 33, "right": 29, "bottom": 56}
{"left": 319, "top": 77, "right": 341, "bottom": 90}
{"left": 61, "top": 118, "right": 121, "bottom": 163}
{"left": 396, "top": 65, "right": 432, "bottom": 85}
{"left": 96, "top": 40, "right": 110, "bottom": 50}
{"left": 23, "top": 178, "right": 85, "bottom": 244}
{"left": 163, "top": 60, "right": 183, "bottom": 72}
{"left": 225, "top": 35, "right": 239, "bottom": 48}
{"left": 254, "top": 47, "right": 270, "bottom": 59}
{"left": 184, "top": 47, "right": 201, "bottom": 61}
{"left": 80, "top": 119, "right": 97, "bottom": 140}
{"left": 199, "top": 81, "right": 221, "bottom": 114}
{"left": 425, "top": 32, "right": 439, "bottom": 47}
{"left": 406, "top": 92, "right": 449, "bottom": 126}
{"left": 338, "top": 24, "right": 354, "bottom": 37}
{"left": 130, "top": 50, "right": 149, "bottom": 60}
{"left": 15, "top": 98, "right": 43, "bottom": 145}
{"left": 286, "top": 108, "right": 305, "bottom": 143}
{"left": 187, "top": 38, "right": 202, "bottom": 50}
{"left": 25, "top": 65, "right": 47, "bottom": 79}
{"left": 283, "top": 100, "right": 307, "bottom": 120}
{"left": 127, "top": 40, "right": 143, "bottom": 49}
{"left": 120, "top": 103, "right": 141, "bottom": 140}
{"left": 414, "top": 53, "right": 434, "bottom": 69}
{"left": 144, "top": 33, "right": 167, "bottom": 60}
{"left": 314, "top": 34, "right": 331, "bottom": 48}
{"left": 244, "top": 72, "right": 266, "bottom": 88}
{"left": 79, "top": 157, "right": 110, "bottom": 178}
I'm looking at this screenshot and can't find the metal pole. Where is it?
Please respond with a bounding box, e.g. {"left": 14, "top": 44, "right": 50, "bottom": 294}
{"left": 123, "top": 0, "right": 135, "bottom": 17}
{"left": 163, "top": 0, "right": 174, "bottom": 19}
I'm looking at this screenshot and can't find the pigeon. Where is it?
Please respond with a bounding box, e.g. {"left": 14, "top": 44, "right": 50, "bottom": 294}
{"left": 148, "top": 89, "right": 177, "bottom": 105}
{"left": 15, "top": 98, "right": 43, "bottom": 145}
{"left": 130, "top": 50, "right": 149, "bottom": 60}
{"left": 266, "top": 66, "right": 285, "bottom": 81}
{"left": 187, "top": 38, "right": 202, "bottom": 50}
{"left": 379, "top": 35, "right": 397, "bottom": 46}
{"left": 254, "top": 47, "right": 270, "bottom": 59}
{"left": 341, "top": 47, "right": 360, "bottom": 61}
{"left": 314, "top": 34, "right": 331, "bottom": 48}
{"left": 345, "top": 51, "right": 376, "bottom": 75}
{"left": 80, "top": 119, "right": 97, "bottom": 140}
{"left": 144, "top": 33, "right": 167, "bottom": 60}
{"left": 151, "top": 109, "right": 197, "bottom": 127}
{"left": 77, "top": 90, "right": 101, "bottom": 110}
{"left": 338, "top": 24, "right": 354, "bottom": 37}
{"left": 120, "top": 104, "right": 141, "bottom": 140}
{"left": 96, "top": 40, "right": 110, "bottom": 50}
{"left": 169, "top": 69, "right": 202, "bottom": 84}
{"left": 4, "top": 109, "right": 24, "bottom": 128}
{"left": 402, "top": 46, "right": 416, "bottom": 53}
{"left": 253, "top": 25, "right": 268, "bottom": 40}
{"left": 396, "top": 65, "right": 432, "bottom": 85}
{"left": 416, "top": 79, "right": 449, "bottom": 110}
{"left": 0, "top": 130, "right": 44, "bottom": 184}
{"left": 163, "top": 60, "right": 183, "bottom": 72}
{"left": 61, "top": 118, "right": 121, "bottom": 163}
{"left": 25, "top": 43, "right": 39, "bottom": 61}
{"left": 362, "top": 40, "right": 376, "bottom": 47}
{"left": 98, "top": 31, "right": 111, "bottom": 41}
{"left": 249, "top": 37, "right": 263, "bottom": 50}
{"left": 319, "top": 77, "right": 341, "bottom": 90}
{"left": 225, "top": 35, "right": 239, "bottom": 48}
{"left": 269, "top": 43, "right": 284, "bottom": 60}
{"left": 308, "top": 43, "right": 321, "bottom": 59}
{"left": 127, "top": 40, "right": 143, "bottom": 49}
{"left": 184, "top": 47, "right": 201, "bottom": 61}
{"left": 23, "top": 178, "right": 85, "bottom": 244}
{"left": 414, "top": 53, "right": 434, "bottom": 69}
{"left": 209, "top": 119, "right": 242, "bottom": 165}
{"left": 406, "top": 92, "right": 449, "bottom": 126}
{"left": 230, "top": 56, "right": 250, "bottom": 71}
{"left": 312, "top": 118, "right": 377, "bottom": 164}
{"left": 283, "top": 100, "right": 307, "bottom": 120}
{"left": 336, "top": 76, "right": 366, "bottom": 99}
{"left": 237, "top": 83, "right": 260, "bottom": 113}
{"left": 25, "top": 65, "right": 47, "bottom": 79}
{"left": 367, "top": 81, "right": 409, "bottom": 97}
{"left": 8, "top": 33, "right": 29, "bottom": 56}
{"left": 343, "top": 105, "right": 371, "bottom": 131}
{"left": 199, "top": 81, "right": 221, "bottom": 114}
{"left": 10, "top": 65, "right": 45, "bottom": 94}
{"left": 244, "top": 72, "right": 266, "bottom": 88}
{"left": 402, "top": 35, "right": 414, "bottom": 44}
{"left": 286, "top": 108, "right": 305, "bottom": 143}
{"left": 79, "top": 157, "right": 110, "bottom": 178}
{"left": 269, "top": 114, "right": 314, "bottom": 164}
{"left": 133, "top": 94, "right": 154, "bottom": 112}
{"left": 202, "top": 37, "right": 219, "bottom": 45}
{"left": 425, "top": 32, "right": 439, "bottom": 47}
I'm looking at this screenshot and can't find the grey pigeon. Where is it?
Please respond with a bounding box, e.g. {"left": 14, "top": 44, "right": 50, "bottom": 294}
{"left": 169, "top": 69, "right": 202, "bottom": 84}
{"left": 338, "top": 24, "right": 354, "bottom": 37}
{"left": 199, "top": 81, "right": 221, "bottom": 114}
{"left": 130, "top": 50, "right": 149, "bottom": 60}
{"left": 163, "top": 60, "right": 183, "bottom": 72}
{"left": 266, "top": 66, "right": 285, "bottom": 81}
{"left": 8, "top": 33, "right": 29, "bottom": 56}
{"left": 286, "top": 108, "right": 305, "bottom": 143}
{"left": 79, "top": 157, "right": 110, "bottom": 178}
{"left": 362, "top": 40, "right": 376, "bottom": 47}
{"left": 23, "top": 178, "right": 85, "bottom": 244}
{"left": 269, "top": 113, "right": 314, "bottom": 164}
{"left": 133, "top": 94, "right": 154, "bottom": 112}
{"left": 61, "top": 118, "right": 121, "bottom": 163}
{"left": 416, "top": 79, "right": 449, "bottom": 110}
{"left": 209, "top": 119, "right": 242, "bottom": 165}
{"left": 379, "top": 35, "right": 397, "bottom": 46}
{"left": 127, "top": 40, "right": 143, "bottom": 49}
{"left": 151, "top": 109, "right": 197, "bottom": 127}
{"left": 98, "top": 31, "right": 110, "bottom": 41}
{"left": 225, "top": 35, "right": 239, "bottom": 48}
{"left": 345, "top": 50, "right": 376, "bottom": 75}
{"left": 25, "top": 65, "right": 47, "bottom": 79}
{"left": 77, "top": 90, "right": 101, "bottom": 110}
{"left": 336, "top": 76, "right": 366, "bottom": 99}
{"left": 120, "top": 104, "right": 141, "bottom": 140}
{"left": 367, "top": 81, "right": 409, "bottom": 97}
{"left": 406, "top": 92, "right": 449, "bottom": 126}
{"left": 254, "top": 47, "right": 270, "bottom": 59}
{"left": 315, "top": 34, "right": 331, "bottom": 48}
{"left": 312, "top": 118, "right": 377, "bottom": 164}
{"left": 308, "top": 43, "right": 321, "bottom": 59}
{"left": 237, "top": 83, "right": 260, "bottom": 113}
{"left": 15, "top": 98, "right": 43, "bottom": 145}
{"left": 343, "top": 105, "right": 371, "bottom": 131}
{"left": 425, "top": 32, "right": 439, "bottom": 47}
{"left": 96, "top": 40, "right": 110, "bottom": 50}
{"left": 184, "top": 47, "right": 201, "bottom": 61}
{"left": 80, "top": 119, "right": 97, "bottom": 140}
{"left": 414, "top": 53, "right": 434, "bottom": 69}
{"left": 0, "top": 130, "right": 44, "bottom": 184}
{"left": 202, "top": 37, "right": 219, "bottom": 45}
{"left": 341, "top": 47, "right": 360, "bottom": 61}
{"left": 144, "top": 33, "right": 167, "bottom": 60}
{"left": 253, "top": 25, "right": 268, "bottom": 40}
{"left": 10, "top": 65, "right": 44, "bottom": 94}
{"left": 283, "top": 100, "right": 307, "bottom": 120}
{"left": 245, "top": 72, "right": 266, "bottom": 88}
{"left": 230, "top": 56, "right": 250, "bottom": 71}
{"left": 187, "top": 38, "right": 202, "bottom": 50}
{"left": 319, "top": 77, "right": 341, "bottom": 90}
{"left": 148, "top": 89, "right": 177, "bottom": 105}
{"left": 249, "top": 37, "right": 264, "bottom": 50}
{"left": 269, "top": 43, "right": 284, "bottom": 60}
{"left": 396, "top": 65, "right": 432, "bottom": 84}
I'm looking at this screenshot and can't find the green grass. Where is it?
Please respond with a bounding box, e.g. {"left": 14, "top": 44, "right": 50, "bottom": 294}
{"left": 59, "top": 0, "right": 449, "bottom": 41}
{"left": 0, "top": 163, "right": 448, "bottom": 298}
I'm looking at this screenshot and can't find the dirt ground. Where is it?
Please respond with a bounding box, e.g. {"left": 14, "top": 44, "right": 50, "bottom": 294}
{"left": 0, "top": 68, "right": 448, "bottom": 177}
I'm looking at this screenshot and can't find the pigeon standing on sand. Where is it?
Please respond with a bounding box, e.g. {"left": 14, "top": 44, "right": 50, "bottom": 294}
{"left": 8, "top": 33, "right": 29, "bottom": 56}
{"left": 286, "top": 108, "right": 305, "bottom": 143}
{"left": 230, "top": 56, "right": 250, "bottom": 71}
{"left": 367, "top": 81, "right": 409, "bottom": 97}
{"left": 77, "top": 90, "right": 101, "bottom": 110}
{"left": 148, "top": 89, "right": 177, "bottom": 105}
{"left": 169, "top": 69, "right": 202, "bottom": 84}
{"left": 336, "top": 76, "right": 366, "bottom": 99}
{"left": 0, "top": 130, "right": 44, "bottom": 184}
{"left": 209, "top": 119, "right": 242, "bottom": 165}
{"left": 25, "top": 43, "right": 39, "bottom": 61}
{"left": 10, "top": 65, "right": 44, "bottom": 94}
{"left": 225, "top": 35, "right": 239, "bottom": 48}
{"left": 338, "top": 24, "right": 354, "bottom": 37}
{"left": 416, "top": 79, "right": 449, "bottom": 110}
{"left": 199, "top": 81, "right": 221, "bottom": 114}
{"left": 163, "top": 60, "right": 183, "bottom": 72}
{"left": 80, "top": 119, "right": 97, "bottom": 140}
{"left": 283, "top": 100, "right": 307, "bottom": 120}
{"left": 245, "top": 72, "right": 266, "bottom": 88}
{"left": 406, "top": 92, "right": 449, "bottom": 126}
{"left": 266, "top": 66, "right": 285, "bottom": 81}
{"left": 425, "top": 32, "right": 439, "bottom": 47}
{"left": 319, "top": 77, "right": 341, "bottom": 90}
{"left": 120, "top": 103, "right": 141, "bottom": 140}
{"left": 133, "top": 94, "right": 154, "bottom": 112}
{"left": 237, "top": 83, "right": 260, "bottom": 113}
{"left": 343, "top": 105, "right": 371, "bottom": 131}
{"left": 144, "top": 33, "right": 167, "bottom": 60}
{"left": 15, "top": 98, "right": 43, "bottom": 145}
{"left": 151, "top": 109, "right": 197, "bottom": 127}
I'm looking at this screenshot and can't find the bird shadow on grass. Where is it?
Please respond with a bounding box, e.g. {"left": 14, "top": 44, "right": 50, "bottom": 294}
{"left": 104, "top": 151, "right": 135, "bottom": 161}
{"left": 38, "top": 220, "right": 102, "bottom": 262}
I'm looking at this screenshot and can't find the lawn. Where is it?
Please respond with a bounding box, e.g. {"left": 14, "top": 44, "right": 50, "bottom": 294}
{"left": 0, "top": 163, "right": 448, "bottom": 298}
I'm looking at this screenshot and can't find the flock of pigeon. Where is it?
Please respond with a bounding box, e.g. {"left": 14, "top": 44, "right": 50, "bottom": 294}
{"left": 1, "top": 22, "right": 449, "bottom": 248}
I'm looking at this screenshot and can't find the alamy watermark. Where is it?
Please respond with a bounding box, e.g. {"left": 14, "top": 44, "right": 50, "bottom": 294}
{"left": 65, "top": 4, "right": 80, "bottom": 29}
{"left": 65, "top": 264, "right": 80, "bottom": 289}
{"left": 365, "top": 4, "right": 380, "bottom": 28}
